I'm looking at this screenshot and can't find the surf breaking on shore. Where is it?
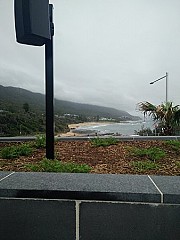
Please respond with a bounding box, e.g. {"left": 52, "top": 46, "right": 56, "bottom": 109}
{"left": 57, "top": 120, "right": 154, "bottom": 137}
{"left": 57, "top": 122, "right": 114, "bottom": 137}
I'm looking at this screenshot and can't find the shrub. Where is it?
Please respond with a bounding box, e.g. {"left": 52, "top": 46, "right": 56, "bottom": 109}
{"left": 165, "top": 140, "right": 180, "bottom": 151}
{"left": 90, "top": 137, "right": 118, "bottom": 147}
{"left": 1, "top": 144, "right": 32, "bottom": 159}
{"left": 131, "top": 160, "right": 159, "bottom": 172}
{"left": 129, "top": 147, "right": 166, "bottom": 162}
{"left": 18, "top": 144, "right": 33, "bottom": 156}
{"left": 134, "top": 127, "right": 154, "bottom": 136}
{"left": 1, "top": 146, "right": 18, "bottom": 159}
{"left": 35, "top": 135, "right": 46, "bottom": 148}
{"left": 26, "top": 158, "right": 91, "bottom": 173}
{"left": 176, "top": 161, "right": 180, "bottom": 168}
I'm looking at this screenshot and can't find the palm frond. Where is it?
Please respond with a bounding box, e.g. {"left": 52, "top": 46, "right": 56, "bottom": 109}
{"left": 138, "top": 101, "right": 157, "bottom": 120}
{"left": 174, "top": 110, "right": 180, "bottom": 125}
{"left": 138, "top": 101, "right": 180, "bottom": 135}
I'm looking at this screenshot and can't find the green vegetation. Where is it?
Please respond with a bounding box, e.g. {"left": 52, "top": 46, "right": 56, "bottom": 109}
{"left": 131, "top": 160, "right": 159, "bottom": 172}
{"left": 0, "top": 139, "right": 179, "bottom": 175}
{"left": 90, "top": 137, "right": 118, "bottom": 147}
{"left": 23, "top": 102, "right": 30, "bottom": 113}
{"left": 128, "top": 147, "right": 166, "bottom": 162}
{"left": 138, "top": 101, "right": 180, "bottom": 135}
{"left": 26, "top": 158, "right": 91, "bottom": 173}
{"left": 0, "top": 110, "right": 69, "bottom": 137}
{"left": 134, "top": 127, "right": 154, "bottom": 136}
{"left": 0, "top": 85, "right": 140, "bottom": 137}
{"left": 0, "top": 140, "right": 92, "bottom": 173}
{"left": 176, "top": 161, "right": 180, "bottom": 168}
{"left": 0, "top": 160, "right": 5, "bottom": 167}
{"left": 1, "top": 144, "right": 33, "bottom": 159}
{"left": 34, "top": 135, "right": 46, "bottom": 148}
{"left": 165, "top": 140, "right": 180, "bottom": 151}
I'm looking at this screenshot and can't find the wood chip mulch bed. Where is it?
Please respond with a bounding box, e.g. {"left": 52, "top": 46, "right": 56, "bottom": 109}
{"left": 0, "top": 140, "right": 180, "bottom": 175}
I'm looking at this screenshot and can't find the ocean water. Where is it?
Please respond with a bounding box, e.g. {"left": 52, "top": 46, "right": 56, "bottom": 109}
{"left": 75, "top": 120, "right": 155, "bottom": 136}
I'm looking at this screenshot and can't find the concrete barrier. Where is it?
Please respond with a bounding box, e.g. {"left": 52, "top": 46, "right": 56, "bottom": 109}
{"left": 1, "top": 135, "right": 180, "bottom": 142}
{"left": 0, "top": 172, "right": 179, "bottom": 240}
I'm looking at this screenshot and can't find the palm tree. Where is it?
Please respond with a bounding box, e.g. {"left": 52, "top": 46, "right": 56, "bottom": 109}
{"left": 138, "top": 101, "right": 180, "bottom": 135}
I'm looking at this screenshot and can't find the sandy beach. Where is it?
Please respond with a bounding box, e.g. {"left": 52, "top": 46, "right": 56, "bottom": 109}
{"left": 69, "top": 121, "right": 111, "bottom": 129}
{"left": 58, "top": 121, "right": 112, "bottom": 137}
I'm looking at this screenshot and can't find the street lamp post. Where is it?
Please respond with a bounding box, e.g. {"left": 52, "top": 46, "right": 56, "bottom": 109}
{"left": 150, "top": 72, "right": 168, "bottom": 103}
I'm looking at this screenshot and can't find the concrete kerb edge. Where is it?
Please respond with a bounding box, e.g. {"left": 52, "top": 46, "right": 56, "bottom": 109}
{"left": 1, "top": 136, "right": 180, "bottom": 142}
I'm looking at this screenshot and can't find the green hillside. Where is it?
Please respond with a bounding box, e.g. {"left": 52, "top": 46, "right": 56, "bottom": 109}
{"left": 0, "top": 85, "right": 139, "bottom": 120}
{"left": 0, "top": 85, "right": 140, "bottom": 136}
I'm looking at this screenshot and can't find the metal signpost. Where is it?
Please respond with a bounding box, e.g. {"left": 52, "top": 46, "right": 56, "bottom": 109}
{"left": 45, "top": 4, "right": 54, "bottom": 159}
{"left": 14, "top": 0, "right": 55, "bottom": 159}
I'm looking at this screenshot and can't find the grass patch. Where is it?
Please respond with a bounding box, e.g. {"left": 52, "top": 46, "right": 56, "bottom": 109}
{"left": 1, "top": 144, "right": 33, "bottom": 159}
{"left": 176, "top": 161, "right": 180, "bottom": 168}
{"left": 34, "top": 135, "right": 46, "bottom": 148}
{"left": 0, "top": 161, "right": 5, "bottom": 167}
{"left": 165, "top": 140, "right": 180, "bottom": 151}
{"left": 90, "top": 137, "right": 118, "bottom": 147}
{"left": 129, "top": 147, "right": 166, "bottom": 162}
{"left": 26, "top": 158, "right": 91, "bottom": 173}
{"left": 131, "top": 160, "right": 159, "bottom": 172}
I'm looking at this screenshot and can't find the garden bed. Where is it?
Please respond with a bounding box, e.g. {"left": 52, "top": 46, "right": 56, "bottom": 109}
{"left": 0, "top": 139, "right": 180, "bottom": 175}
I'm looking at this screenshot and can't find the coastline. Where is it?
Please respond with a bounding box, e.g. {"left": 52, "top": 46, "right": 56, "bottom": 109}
{"left": 69, "top": 121, "right": 112, "bottom": 129}
{"left": 56, "top": 120, "right": 152, "bottom": 137}
{"left": 57, "top": 121, "right": 113, "bottom": 137}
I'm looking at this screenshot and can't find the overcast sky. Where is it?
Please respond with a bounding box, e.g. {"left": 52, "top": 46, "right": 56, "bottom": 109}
{"left": 1, "top": 0, "right": 180, "bottom": 115}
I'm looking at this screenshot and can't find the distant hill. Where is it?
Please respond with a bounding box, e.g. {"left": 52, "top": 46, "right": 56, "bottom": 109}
{"left": 0, "top": 85, "right": 140, "bottom": 120}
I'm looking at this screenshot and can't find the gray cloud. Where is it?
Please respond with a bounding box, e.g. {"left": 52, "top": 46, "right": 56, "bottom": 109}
{"left": 1, "top": 0, "right": 180, "bottom": 115}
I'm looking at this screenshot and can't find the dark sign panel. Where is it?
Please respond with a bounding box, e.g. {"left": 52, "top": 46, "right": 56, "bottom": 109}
{"left": 14, "top": 0, "right": 51, "bottom": 46}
